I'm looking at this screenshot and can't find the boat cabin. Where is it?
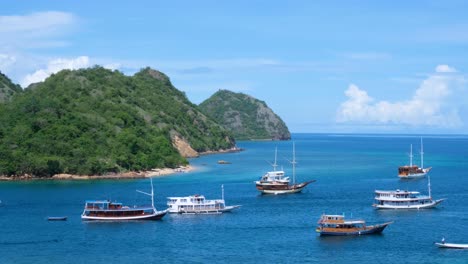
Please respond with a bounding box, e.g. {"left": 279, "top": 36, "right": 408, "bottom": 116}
{"left": 259, "top": 171, "right": 289, "bottom": 183}
{"left": 398, "top": 165, "right": 423, "bottom": 176}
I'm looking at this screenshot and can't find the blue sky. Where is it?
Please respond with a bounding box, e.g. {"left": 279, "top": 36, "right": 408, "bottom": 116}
{"left": 1, "top": 1, "right": 468, "bottom": 134}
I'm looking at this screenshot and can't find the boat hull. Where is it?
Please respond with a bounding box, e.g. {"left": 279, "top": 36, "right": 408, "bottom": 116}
{"left": 168, "top": 205, "right": 241, "bottom": 214}
{"left": 435, "top": 243, "right": 468, "bottom": 249}
{"left": 373, "top": 199, "right": 444, "bottom": 210}
{"left": 256, "top": 180, "right": 315, "bottom": 195}
{"left": 81, "top": 210, "right": 167, "bottom": 221}
{"left": 317, "top": 222, "right": 392, "bottom": 236}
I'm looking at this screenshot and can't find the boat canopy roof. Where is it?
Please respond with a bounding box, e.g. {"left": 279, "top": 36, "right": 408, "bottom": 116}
{"left": 374, "top": 189, "right": 420, "bottom": 195}
{"left": 167, "top": 195, "right": 206, "bottom": 200}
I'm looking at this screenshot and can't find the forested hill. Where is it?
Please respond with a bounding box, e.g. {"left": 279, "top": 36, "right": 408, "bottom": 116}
{"left": 0, "top": 67, "right": 235, "bottom": 177}
{"left": 199, "top": 89, "right": 291, "bottom": 140}
{"left": 0, "top": 71, "right": 22, "bottom": 103}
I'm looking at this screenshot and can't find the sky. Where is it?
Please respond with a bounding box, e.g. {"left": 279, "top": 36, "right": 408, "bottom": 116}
{"left": 1, "top": 1, "right": 468, "bottom": 134}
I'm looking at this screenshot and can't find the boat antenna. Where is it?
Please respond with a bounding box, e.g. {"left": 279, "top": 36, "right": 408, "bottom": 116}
{"left": 420, "top": 137, "right": 424, "bottom": 169}
{"left": 409, "top": 144, "right": 413, "bottom": 167}
{"left": 137, "top": 177, "right": 155, "bottom": 208}
{"left": 221, "top": 184, "right": 225, "bottom": 201}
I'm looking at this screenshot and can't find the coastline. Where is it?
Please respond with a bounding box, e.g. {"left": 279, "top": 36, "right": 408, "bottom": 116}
{"left": 0, "top": 165, "right": 194, "bottom": 181}
{"left": 0, "top": 146, "right": 241, "bottom": 182}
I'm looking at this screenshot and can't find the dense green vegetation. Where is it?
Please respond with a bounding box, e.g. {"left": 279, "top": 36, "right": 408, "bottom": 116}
{"left": 0, "top": 67, "right": 234, "bottom": 177}
{"left": 199, "top": 89, "right": 290, "bottom": 140}
{"left": 0, "top": 71, "right": 23, "bottom": 103}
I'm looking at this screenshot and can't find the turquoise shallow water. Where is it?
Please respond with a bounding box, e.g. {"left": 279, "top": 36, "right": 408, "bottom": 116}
{"left": 0, "top": 134, "right": 467, "bottom": 263}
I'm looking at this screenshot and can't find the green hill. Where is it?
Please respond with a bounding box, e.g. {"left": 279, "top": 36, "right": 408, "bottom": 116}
{"left": 0, "top": 71, "right": 22, "bottom": 103}
{"left": 199, "top": 89, "right": 291, "bottom": 140}
{"left": 0, "top": 67, "right": 234, "bottom": 177}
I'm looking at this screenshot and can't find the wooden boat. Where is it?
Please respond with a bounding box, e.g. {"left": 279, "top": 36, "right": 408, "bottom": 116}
{"left": 167, "top": 185, "right": 241, "bottom": 214}
{"left": 47, "top": 216, "right": 67, "bottom": 221}
{"left": 255, "top": 143, "right": 315, "bottom": 195}
{"left": 398, "top": 138, "right": 431, "bottom": 179}
{"left": 373, "top": 174, "right": 444, "bottom": 209}
{"left": 316, "top": 214, "right": 392, "bottom": 236}
{"left": 81, "top": 178, "right": 168, "bottom": 221}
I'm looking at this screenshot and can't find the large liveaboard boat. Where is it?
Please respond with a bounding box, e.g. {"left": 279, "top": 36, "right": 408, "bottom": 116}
{"left": 81, "top": 179, "right": 168, "bottom": 221}
{"left": 167, "top": 185, "right": 240, "bottom": 214}
{"left": 398, "top": 138, "right": 431, "bottom": 179}
{"left": 316, "top": 214, "right": 392, "bottom": 236}
{"left": 255, "top": 144, "right": 315, "bottom": 195}
{"left": 373, "top": 175, "right": 444, "bottom": 209}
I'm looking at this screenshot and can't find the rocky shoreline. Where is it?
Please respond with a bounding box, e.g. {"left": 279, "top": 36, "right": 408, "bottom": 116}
{"left": 0, "top": 165, "right": 193, "bottom": 181}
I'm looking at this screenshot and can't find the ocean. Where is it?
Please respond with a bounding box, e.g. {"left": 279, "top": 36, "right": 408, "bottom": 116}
{"left": 0, "top": 134, "right": 467, "bottom": 263}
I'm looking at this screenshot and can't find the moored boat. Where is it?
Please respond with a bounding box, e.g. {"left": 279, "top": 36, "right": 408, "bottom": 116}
{"left": 167, "top": 185, "right": 240, "bottom": 214}
{"left": 435, "top": 237, "right": 468, "bottom": 249}
{"left": 373, "top": 174, "right": 444, "bottom": 209}
{"left": 255, "top": 143, "right": 315, "bottom": 195}
{"left": 316, "top": 214, "right": 392, "bottom": 236}
{"left": 47, "top": 216, "right": 67, "bottom": 221}
{"left": 398, "top": 138, "right": 431, "bottom": 179}
{"left": 81, "top": 179, "right": 167, "bottom": 221}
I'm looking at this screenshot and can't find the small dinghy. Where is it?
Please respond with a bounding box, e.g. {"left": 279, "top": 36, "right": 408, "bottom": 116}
{"left": 435, "top": 238, "right": 468, "bottom": 249}
{"left": 47, "top": 216, "right": 68, "bottom": 221}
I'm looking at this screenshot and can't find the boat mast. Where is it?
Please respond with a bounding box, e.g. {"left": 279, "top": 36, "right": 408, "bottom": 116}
{"left": 409, "top": 144, "right": 413, "bottom": 167}
{"left": 428, "top": 172, "right": 432, "bottom": 198}
{"left": 137, "top": 178, "right": 155, "bottom": 209}
{"left": 292, "top": 142, "right": 297, "bottom": 185}
{"left": 420, "top": 137, "right": 424, "bottom": 169}
{"left": 222, "top": 184, "right": 225, "bottom": 201}
{"left": 273, "top": 146, "right": 278, "bottom": 171}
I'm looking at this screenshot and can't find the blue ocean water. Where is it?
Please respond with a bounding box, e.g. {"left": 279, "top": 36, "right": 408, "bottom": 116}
{"left": 0, "top": 134, "right": 467, "bottom": 263}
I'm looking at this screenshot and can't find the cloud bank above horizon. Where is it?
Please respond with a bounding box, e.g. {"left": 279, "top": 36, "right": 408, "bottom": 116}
{"left": 336, "top": 65, "right": 466, "bottom": 128}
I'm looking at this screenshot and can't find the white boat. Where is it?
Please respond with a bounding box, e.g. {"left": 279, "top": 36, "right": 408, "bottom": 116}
{"left": 398, "top": 138, "right": 432, "bottom": 179}
{"left": 255, "top": 144, "right": 315, "bottom": 195}
{"left": 373, "top": 174, "right": 444, "bottom": 209}
{"left": 81, "top": 178, "right": 168, "bottom": 221}
{"left": 167, "top": 185, "right": 241, "bottom": 214}
{"left": 435, "top": 242, "right": 468, "bottom": 249}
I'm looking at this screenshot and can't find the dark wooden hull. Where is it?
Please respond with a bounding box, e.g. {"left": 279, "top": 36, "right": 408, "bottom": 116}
{"left": 256, "top": 180, "right": 315, "bottom": 194}
{"left": 317, "top": 222, "right": 392, "bottom": 236}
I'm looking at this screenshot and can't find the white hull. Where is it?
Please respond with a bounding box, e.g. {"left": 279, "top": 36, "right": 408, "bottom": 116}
{"left": 373, "top": 199, "right": 444, "bottom": 210}
{"left": 435, "top": 243, "right": 468, "bottom": 249}
{"left": 398, "top": 172, "right": 427, "bottom": 179}
{"left": 81, "top": 209, "right": 168, "bottom": 221}
{"left": 168, "top": 205, "right": 241, "bottom": 214}
{"left": 259, "top": 188, "right": 304, "bottom": 195}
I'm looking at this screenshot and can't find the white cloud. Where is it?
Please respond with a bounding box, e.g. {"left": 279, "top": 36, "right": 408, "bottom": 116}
{"left": 336, "top": 65, "right": 465, "bottom": 128}
{"left": 0, "top": 54, "right": 17, "bottom": 71}
{"left": 21, "top": 56, "right": 90, "bottom": 87}
{"left": 435, "top": 64, "right": 457, "bottom": 73}
{"left": 0, "top": 11, "right": 76, "bottom": 50}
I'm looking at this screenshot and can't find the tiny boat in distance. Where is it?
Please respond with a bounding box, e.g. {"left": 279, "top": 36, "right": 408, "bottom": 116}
{"left": 398, "top": 138, "right": 431, "bottom": 179}
{"left": 435, "top": 237, "right": 468, "bottom": 249}
{"left": 47, "top": 216, "right": 67, "bottom": 221}
{"left": 81, "top": 179, "right": 167, "bottom": 221}
{"left": 167, "top": 185, "right": 240, "bottom": 214}
{"left": 373, "top": 174, "right": 444, "bottom": 210}
{"left": 316, "top": 214, "right": 392, "bottom": 236}
{"left": 255, "top": 144, "right": 315, "bottom": 195}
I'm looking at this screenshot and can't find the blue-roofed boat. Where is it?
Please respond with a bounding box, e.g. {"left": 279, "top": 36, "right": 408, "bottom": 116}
{"left": 81, "top": 178, "right": 167, "bottom": 221}
{"left": 316, "top": 214, "right": 392, "bottom": 236}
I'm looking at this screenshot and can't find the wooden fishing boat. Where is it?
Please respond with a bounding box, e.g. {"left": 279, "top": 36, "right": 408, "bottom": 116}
{"left": 398, "top": 138, "right": 431, "bottom": 179}
{"left": 255, "top": 144, "right": 315, "bottom": 195}
{"left": 316, "top": 214, "right": 392, "bottom": 236}
{"left": 81, "top": 179, "right": 167, "bottom": 221}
